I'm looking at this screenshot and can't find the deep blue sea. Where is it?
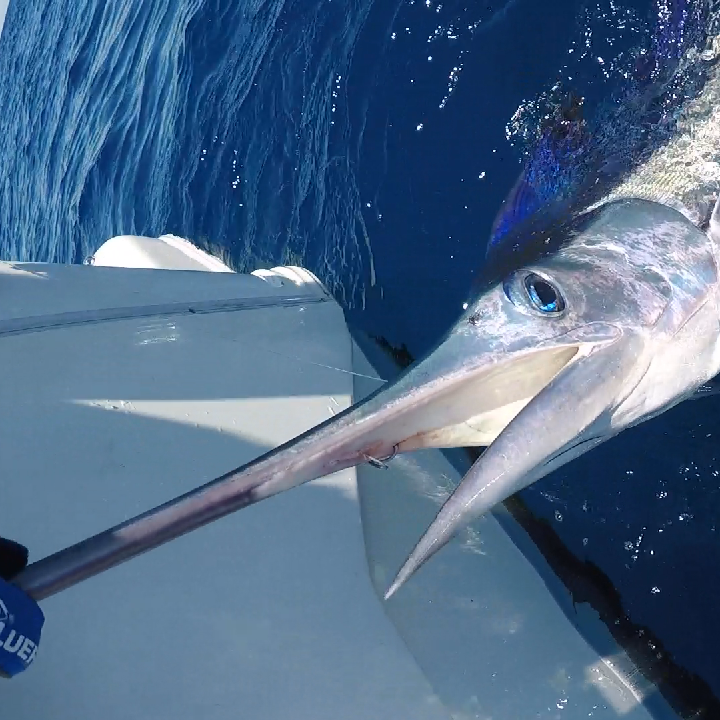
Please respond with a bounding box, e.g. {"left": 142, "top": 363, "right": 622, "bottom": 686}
{"left": 0, "top": 0, "right": 718, "bottom": 710}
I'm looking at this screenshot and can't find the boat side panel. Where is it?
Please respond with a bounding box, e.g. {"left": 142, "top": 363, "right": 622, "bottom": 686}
{"left": 0, "top": 277, "right": 447, "bottom": 720}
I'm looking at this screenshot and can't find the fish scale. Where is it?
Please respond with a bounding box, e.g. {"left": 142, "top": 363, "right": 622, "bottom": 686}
{"left": 601, "top": 34, "right": 720, "bottom": 227}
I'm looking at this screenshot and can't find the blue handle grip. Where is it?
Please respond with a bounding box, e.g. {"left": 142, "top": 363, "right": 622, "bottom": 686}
{"left": 0, "top": 576, "right": 44, "bottom": 677}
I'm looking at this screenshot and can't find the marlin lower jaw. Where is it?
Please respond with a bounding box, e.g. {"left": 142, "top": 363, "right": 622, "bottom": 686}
{"left": 384, "top": 325, "right": 638, "bottom": 599}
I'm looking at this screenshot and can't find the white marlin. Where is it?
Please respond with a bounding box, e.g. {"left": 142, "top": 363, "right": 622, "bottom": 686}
{"left": 14, "top": 1, "right": 720, "bottom": 602}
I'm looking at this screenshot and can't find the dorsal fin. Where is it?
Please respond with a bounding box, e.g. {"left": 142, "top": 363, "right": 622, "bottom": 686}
{"left": 487, "top": 93, "right": 588, "bottom": 256}
{"left": 483, "top": 0, "right": 708, "bottom": 268}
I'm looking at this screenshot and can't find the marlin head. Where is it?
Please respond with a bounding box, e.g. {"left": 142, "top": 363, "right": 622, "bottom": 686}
{"left": 227, "top": 196, "right": 719, "bottom": 600}
{"left": 384, "top": 196, "right": 720, "bottom": 596}
{"left": 191, "top": 196, "right": 719, "bottom": 599}
{"left": 15, "top": 199, "right": 720, "bottom": 603}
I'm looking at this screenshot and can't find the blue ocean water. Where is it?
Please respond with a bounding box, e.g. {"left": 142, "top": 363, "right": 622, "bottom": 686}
{"left": 0, "top": 0, "right": 718, "bottom": 709}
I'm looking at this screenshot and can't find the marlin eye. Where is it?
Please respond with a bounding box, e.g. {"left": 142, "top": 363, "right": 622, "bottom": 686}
{"left": 524, "top": 273, "right": 565, "bottom": 314}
